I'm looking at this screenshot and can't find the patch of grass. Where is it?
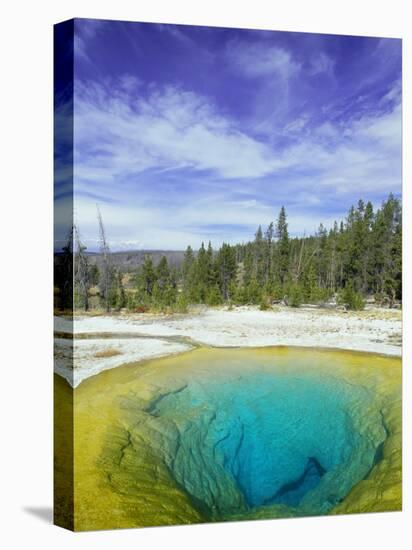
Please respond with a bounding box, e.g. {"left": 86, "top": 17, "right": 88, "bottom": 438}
{"left": 93, "top": 348, "right": 123, "bottom": 359}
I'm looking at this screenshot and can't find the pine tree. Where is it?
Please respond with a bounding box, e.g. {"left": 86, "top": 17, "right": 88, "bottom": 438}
{"left": 276, "top": 206, "right": 290, "bottom": 286}
{"left": 372, "top": 195, "right": 402, "bottom": 302}
{"left": 254, "top": 226, "right": 266, "bottom": 285}
{"left": 265, "top": 222, "right": 274, "bottom": 284}
{"left": 115, "top": 271, "right": 126, "bottom": 310}
{"left": 141, "top": 255, "right": 156, "bottom": 297}
{"left": 88, "top": 264, "right": 100, "bottom": 286}
{"left": 182, "top": 245, "right": 195, "bottom": 298}
{"left": 196, "top": 242, "right": 208, "bottom": 301}
{"left": 217, "top": 243, "right": 237, "bottom": 301}
{"left": 156, "top": 256, "right": 170, "bottom": 289}
{"left": 153, "top": 256, "right": 177, "bottom": 308}
{"left": 304, "top": 263, "right": 318, "bottom": 302}
{"left": 316, "top": 223, "right": 328, "bottom": 288}
{"left": 206, "top": 241, "right": 216, "bottom": 286}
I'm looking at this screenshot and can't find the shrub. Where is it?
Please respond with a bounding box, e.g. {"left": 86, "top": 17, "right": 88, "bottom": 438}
{"left": 270, "top": 284, "right": 284, "bottom": 302}
{"left": 206, "top": 285, "right": 222, "bottom": 306}
{"left": 259, "top": 295, "right": 271, "bottom": 310}
{"left": 174, "top": 293, "right": 189, "bottom": 313}
{"left": 288, "top": 284, "right": 304, "bottom": 307}
{"left": 338, "top": 284, "right": 365, "bottom": 311}
{"left": 232, "top": 285, "right": 248, "bottom": 305}
{"left": 245, "top": 278, "right": 262, "bottom": 304}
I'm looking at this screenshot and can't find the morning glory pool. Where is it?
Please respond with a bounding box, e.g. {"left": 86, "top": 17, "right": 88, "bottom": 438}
{"left": 146, "top": 370, "right": 382, "bottom": 516}
{"left": 60, "top": 346, "right": 401, "bottom": 530}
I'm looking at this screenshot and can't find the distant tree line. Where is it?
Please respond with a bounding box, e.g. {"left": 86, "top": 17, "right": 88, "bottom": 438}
{"left": 56, "top": 194, "right": 401, "bottom": 313}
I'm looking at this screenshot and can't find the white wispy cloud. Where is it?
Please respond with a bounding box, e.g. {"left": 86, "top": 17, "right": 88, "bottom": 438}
{"left": 71, "top": 78, "right": 401, "bottom": 249}
{"left": 73, "top": 19, "right": 105, "bottom": 63}
{"left": 225, "top": 40, "right": 301, "bottom": 79}
{"left": 74, "top": 82, "right": 282, "bottom": 181}
{"left": 74, "top": 80, "right": 401, "bottom": 189}
{"left": 309, "top": 52, "right": 335, "bottom": 76}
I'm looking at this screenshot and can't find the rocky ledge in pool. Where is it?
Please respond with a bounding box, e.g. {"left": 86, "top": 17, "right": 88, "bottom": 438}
{"left": 55, "top": 347, "right": 401, "bottom": 531}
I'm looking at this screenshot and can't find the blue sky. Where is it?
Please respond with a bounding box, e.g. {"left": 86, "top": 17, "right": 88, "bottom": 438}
{"left": 64, "top": 19, "right": 401, "bottom": 251}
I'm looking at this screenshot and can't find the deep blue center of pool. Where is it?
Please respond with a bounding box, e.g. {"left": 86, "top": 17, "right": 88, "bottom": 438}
{"left": 147, "top": 370, "right": 383, "bottom": 517}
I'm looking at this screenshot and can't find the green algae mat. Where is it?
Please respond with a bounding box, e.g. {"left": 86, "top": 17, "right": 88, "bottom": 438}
{"left": 54, "top": 347, "right": 401, "bottom": 531}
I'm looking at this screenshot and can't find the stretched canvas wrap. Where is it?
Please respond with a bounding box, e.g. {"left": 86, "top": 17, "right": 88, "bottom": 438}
{"left": 54, "top": 18, "right": 402, "bottom": 532}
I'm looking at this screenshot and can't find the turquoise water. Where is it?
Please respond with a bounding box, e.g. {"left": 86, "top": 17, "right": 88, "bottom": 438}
{"left": 146, "top": 368, "right": 386, "bottom": 518}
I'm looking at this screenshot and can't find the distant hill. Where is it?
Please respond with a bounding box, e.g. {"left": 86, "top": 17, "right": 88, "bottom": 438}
{"left": 87, "top": 250, "right": 186, "bottom": 272}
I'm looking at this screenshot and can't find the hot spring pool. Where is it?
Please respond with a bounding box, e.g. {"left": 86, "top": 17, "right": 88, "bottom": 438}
{"left": 69, "top": 347, "right": 402, "bottom": 530}
{"left": 146, "top": 370, "right": 383, "bottom": 516}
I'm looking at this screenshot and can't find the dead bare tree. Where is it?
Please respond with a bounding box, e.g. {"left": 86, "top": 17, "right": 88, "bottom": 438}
{"left": 97, "top": 205, "right": 112, "bottom": 312}
{"left": 74, "top": 224, "right": 90, "bottom": 311}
